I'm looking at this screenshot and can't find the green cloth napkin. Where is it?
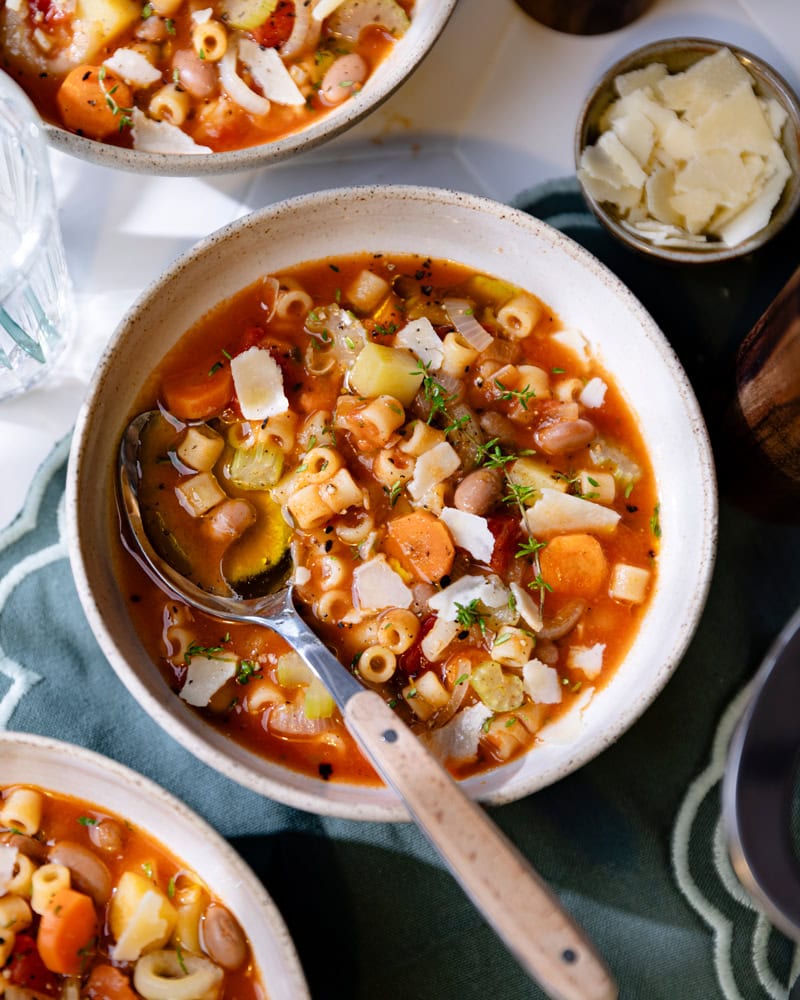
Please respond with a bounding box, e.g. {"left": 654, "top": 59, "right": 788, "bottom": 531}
{"left": 2, "top": 179, "right": 800, "bottom": 999}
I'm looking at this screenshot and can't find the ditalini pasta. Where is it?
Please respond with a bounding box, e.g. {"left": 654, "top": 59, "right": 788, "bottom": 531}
{"left": 0, "top": 785, "right": 264, "bottom": 998}
{"left": 119, "top": 253, "right": 660, "bottom": 784}
{"left": 0, "top": 0, "right": 413, "bottom": 154}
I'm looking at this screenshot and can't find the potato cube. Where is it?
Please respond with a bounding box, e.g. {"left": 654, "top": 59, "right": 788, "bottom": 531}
{"left": 349, "top": 343, "right": 423, "bottom": 406}
{"left": 175, "top": 472, "right": 226, "bottom": 517}
{"left": 176, "top": 425, "right": 224, "bottom": 472}
{"left": 346, "top": 269, "right": 390, "bottom": 313}
{"left": 75, "top": 0, "right": 141, "bottom": 61}
{"left": 609, "top": 563, "right": 651, "bottom": 603}
{"left": 578, "top": 470, "right": 615, "bottom": 504}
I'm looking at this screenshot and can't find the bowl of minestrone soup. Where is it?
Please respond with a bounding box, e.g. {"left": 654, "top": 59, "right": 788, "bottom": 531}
{"left": 68, "top": 184, "right": 717, "bottom": 820}
{"left": 0, "top": 0, "right": 455, "bottom": 174}
{"left": 0, "top": 730, "right": 309, "bottom": 998}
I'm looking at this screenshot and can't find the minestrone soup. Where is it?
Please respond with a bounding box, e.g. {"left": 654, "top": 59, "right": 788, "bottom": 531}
{"left": 0, "top": 784, "right": 265, "bottom": 998}
{"left": 119, "top": 253, "right": 660, "bottom": 784}
{"left": 0, "top": 0, "right": 413, "bottom": 153}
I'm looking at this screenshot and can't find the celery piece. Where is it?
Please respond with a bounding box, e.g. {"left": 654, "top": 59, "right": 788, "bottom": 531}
{"left": 328, "top": 0, "right": 410, "bottom": 42}
{"left": 461, "top": 274, "right": 519, "bottom": 309}
{"left": 303, "top": 676, "right": 335, "bottom": 720}
{"left": 277, "top": 651, "right": 314, "bottom": 687}
{"left": 470, "top": 660, "right": 524, "bottom": 713}
{"left": 349, "top": 343, "right": 423, "bottom": 406}
{"left": 228, "top": 439, "right": 283, "bottom": 491}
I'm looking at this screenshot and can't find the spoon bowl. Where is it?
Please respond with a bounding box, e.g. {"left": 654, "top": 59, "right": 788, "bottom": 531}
{"left": 119, "top": 408, "right": 617, "bottom": 1000}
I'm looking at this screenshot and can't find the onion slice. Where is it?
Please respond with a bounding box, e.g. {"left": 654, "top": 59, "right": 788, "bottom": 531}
{"left": 538, "top": 598, "right": 587, "bottom": 640}
{"left": 280, "top": 0, "right": 322, "bottom": 59}
{"left": 219, "top": 40, "right": 270, "bottom": 117}
{"left": 444, "top": 298, "right": 494, "bottom": 352}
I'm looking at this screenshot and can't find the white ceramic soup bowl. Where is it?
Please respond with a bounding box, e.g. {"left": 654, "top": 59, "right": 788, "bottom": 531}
{"left": 0, "top": 730, "right": 310, "bottom": 998}
{"left": 42, "top": 0, "right": 457, "bottom": 175}
{"left": 68, "top": 184, "right": 717, "bottom": 821}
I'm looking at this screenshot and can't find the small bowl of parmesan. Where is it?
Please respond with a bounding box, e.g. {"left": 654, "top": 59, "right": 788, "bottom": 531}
{"left": 575, "top": 37, "right": 800, "bottom": 262}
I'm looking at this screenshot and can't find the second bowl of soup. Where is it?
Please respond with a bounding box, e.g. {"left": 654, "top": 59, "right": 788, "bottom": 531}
{"left": 68, "top": 184, "right": 717, "bottom": 820}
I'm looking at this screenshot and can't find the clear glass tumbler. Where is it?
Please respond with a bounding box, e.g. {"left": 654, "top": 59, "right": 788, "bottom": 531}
{"left": 0, "top": 71, "right": 74, "bottom": 400}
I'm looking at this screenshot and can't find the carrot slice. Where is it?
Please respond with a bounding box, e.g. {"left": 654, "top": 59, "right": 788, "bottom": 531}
{"left": 161, "top": 364, "right": 234, "bottom": 421}
{"left": 85, "top": 964, "right": 138, "bottom": 1000}
{"left": 37, "top": 887, "right": 98, "bottom": 976}
{"left": 539, "top": 533, "right": 608, "bottom": 597}
{"left": 57, "top": 66, "right": 133, "bottom": 141}
{"left": 384, "top": 510, "right": 455, "bottom": 584}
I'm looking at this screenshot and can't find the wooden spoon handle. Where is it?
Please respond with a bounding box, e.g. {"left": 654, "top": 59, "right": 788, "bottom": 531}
{"left": 345, "top": 689, "right": 617, "bottom": 1000}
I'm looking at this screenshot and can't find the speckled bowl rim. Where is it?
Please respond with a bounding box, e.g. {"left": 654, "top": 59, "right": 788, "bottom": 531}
{"left": 43, "top": 0, "right": 458, "bottom": 176}
{"left": 67, "top": 183, "right": 718, "bottom": 821}
{"left": 0, "top": 729, "right": 310, "bottom": 999}
{"left": 574, "top": 36, "right": 800, "bottom": 264}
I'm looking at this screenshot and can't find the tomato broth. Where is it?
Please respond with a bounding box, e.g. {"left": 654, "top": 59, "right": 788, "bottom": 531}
{"left": 117, "top": 252, "right": 660, "bottom": 785}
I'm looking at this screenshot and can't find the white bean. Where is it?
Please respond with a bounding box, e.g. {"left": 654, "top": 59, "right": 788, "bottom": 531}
{"left": 320, "top": 53, "right": 368, "bottom": 105}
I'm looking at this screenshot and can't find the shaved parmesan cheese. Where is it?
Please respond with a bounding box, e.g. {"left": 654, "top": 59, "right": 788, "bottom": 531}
{"left": 568, "top": 643, "right": 606, "bottom": 678}
{"left": 510, "top": 582, "right": 542, "bottom": 632}
{"left": 656, "top": 46, "right": 751, "bottom": 122}
{"left": 0, "top": 844, "right": 18, "bottom": 894}
{"left": 231, "top": 346, "right": 289, "bottom": 421}
{"left": 440, "top": 508, "right": 494, "bottom": 563}
{"left": 596, "top": 130, "right": 647, "bottom": 188}
{"left": 579, "top": 377, "right": 607, "bottom": 409}
{"left": 715, "top": 151, "right": 791, "bottom": 245}
{"left": 407, "top": 441, "right": 460, "bottom": 500}
{"left": 522, "top": 659, "right": 562, "bottom": 704}
{"left": 238, "top": 37, "right": 305, "bottom": 106}
{"left": 191, "top": 6, "right": 212, "bottom": 21}
{"left": 526, "top": 488, "right": 620, "bottom": 537}
{"left": 428, "top": 574, "right": 509, "bottom": 622}
{"left": 615, "top": 62, "right": 667, "bottom": 98}
{"left": 131, "top": 108, "right": 212, "bottom": 154}
{"left": 104, "top": 48, "right": 162, "bottom": 86}
{"left": 180, "top": 653, "right": 237, "bottom": 707}
{"left": 580, "top": 47, "right": 793, "bottom": 249}
{"left": 353, "top": 556, "right": 412, "bottom": 611}
{"left": 394, "top": 317, "right": 444, "bottom": 370}
{"left": 425, "top": 702, "right": 493, "bottom": 764}
{"left": 550, "top": 328, "right": 590, "bottom": 370}
{"left": 112, "top": 890, "right": 172, "bottom": 962}
{"left": 612, "top": 109, "right": 655, "bottom": 167}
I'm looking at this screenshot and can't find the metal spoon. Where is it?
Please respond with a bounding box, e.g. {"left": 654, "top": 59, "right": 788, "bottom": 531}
{"left": 120, "top": 409, "right": 617, "bottom": 1000}
{"left": 723, "top": 604, "right": 800, "bottom": 942}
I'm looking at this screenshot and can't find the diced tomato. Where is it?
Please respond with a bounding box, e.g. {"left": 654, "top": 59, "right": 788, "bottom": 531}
{"left": 30, "top": 0, "right": 67, "bottom": 22}
{"left": 5, "top": 933, "right": 59, "bottom": 995}
{"left": 251, "top": 0, "right": 296, "bottom": 48}
{"left": 85, "top": 964, "right": 138, "bottom": 1000}
{"left": 487, "top": 514, "right": 523, "bottom": 576}
{"left": 398, "top": 614, "right": 436, "bottom": 675}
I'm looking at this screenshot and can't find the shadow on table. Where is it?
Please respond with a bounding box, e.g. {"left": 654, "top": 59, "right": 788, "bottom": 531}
{"left": 232, "top": 830, "right": 541, "bottom": 1000}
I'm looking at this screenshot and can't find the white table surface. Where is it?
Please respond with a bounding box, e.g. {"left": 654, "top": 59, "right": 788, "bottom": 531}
{"left": 2, "top": 0, "right": 799, "bottom": 530}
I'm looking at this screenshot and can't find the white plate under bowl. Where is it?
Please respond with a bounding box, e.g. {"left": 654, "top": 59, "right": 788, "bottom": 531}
{"left": 67, "top": 184, "right": 717, "bottom": 821}
{"left": 0, "top": 730, "right": 309, "bottom": 998}
{"left": 45, "top": 0, "right": 457, "bottom": 176}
